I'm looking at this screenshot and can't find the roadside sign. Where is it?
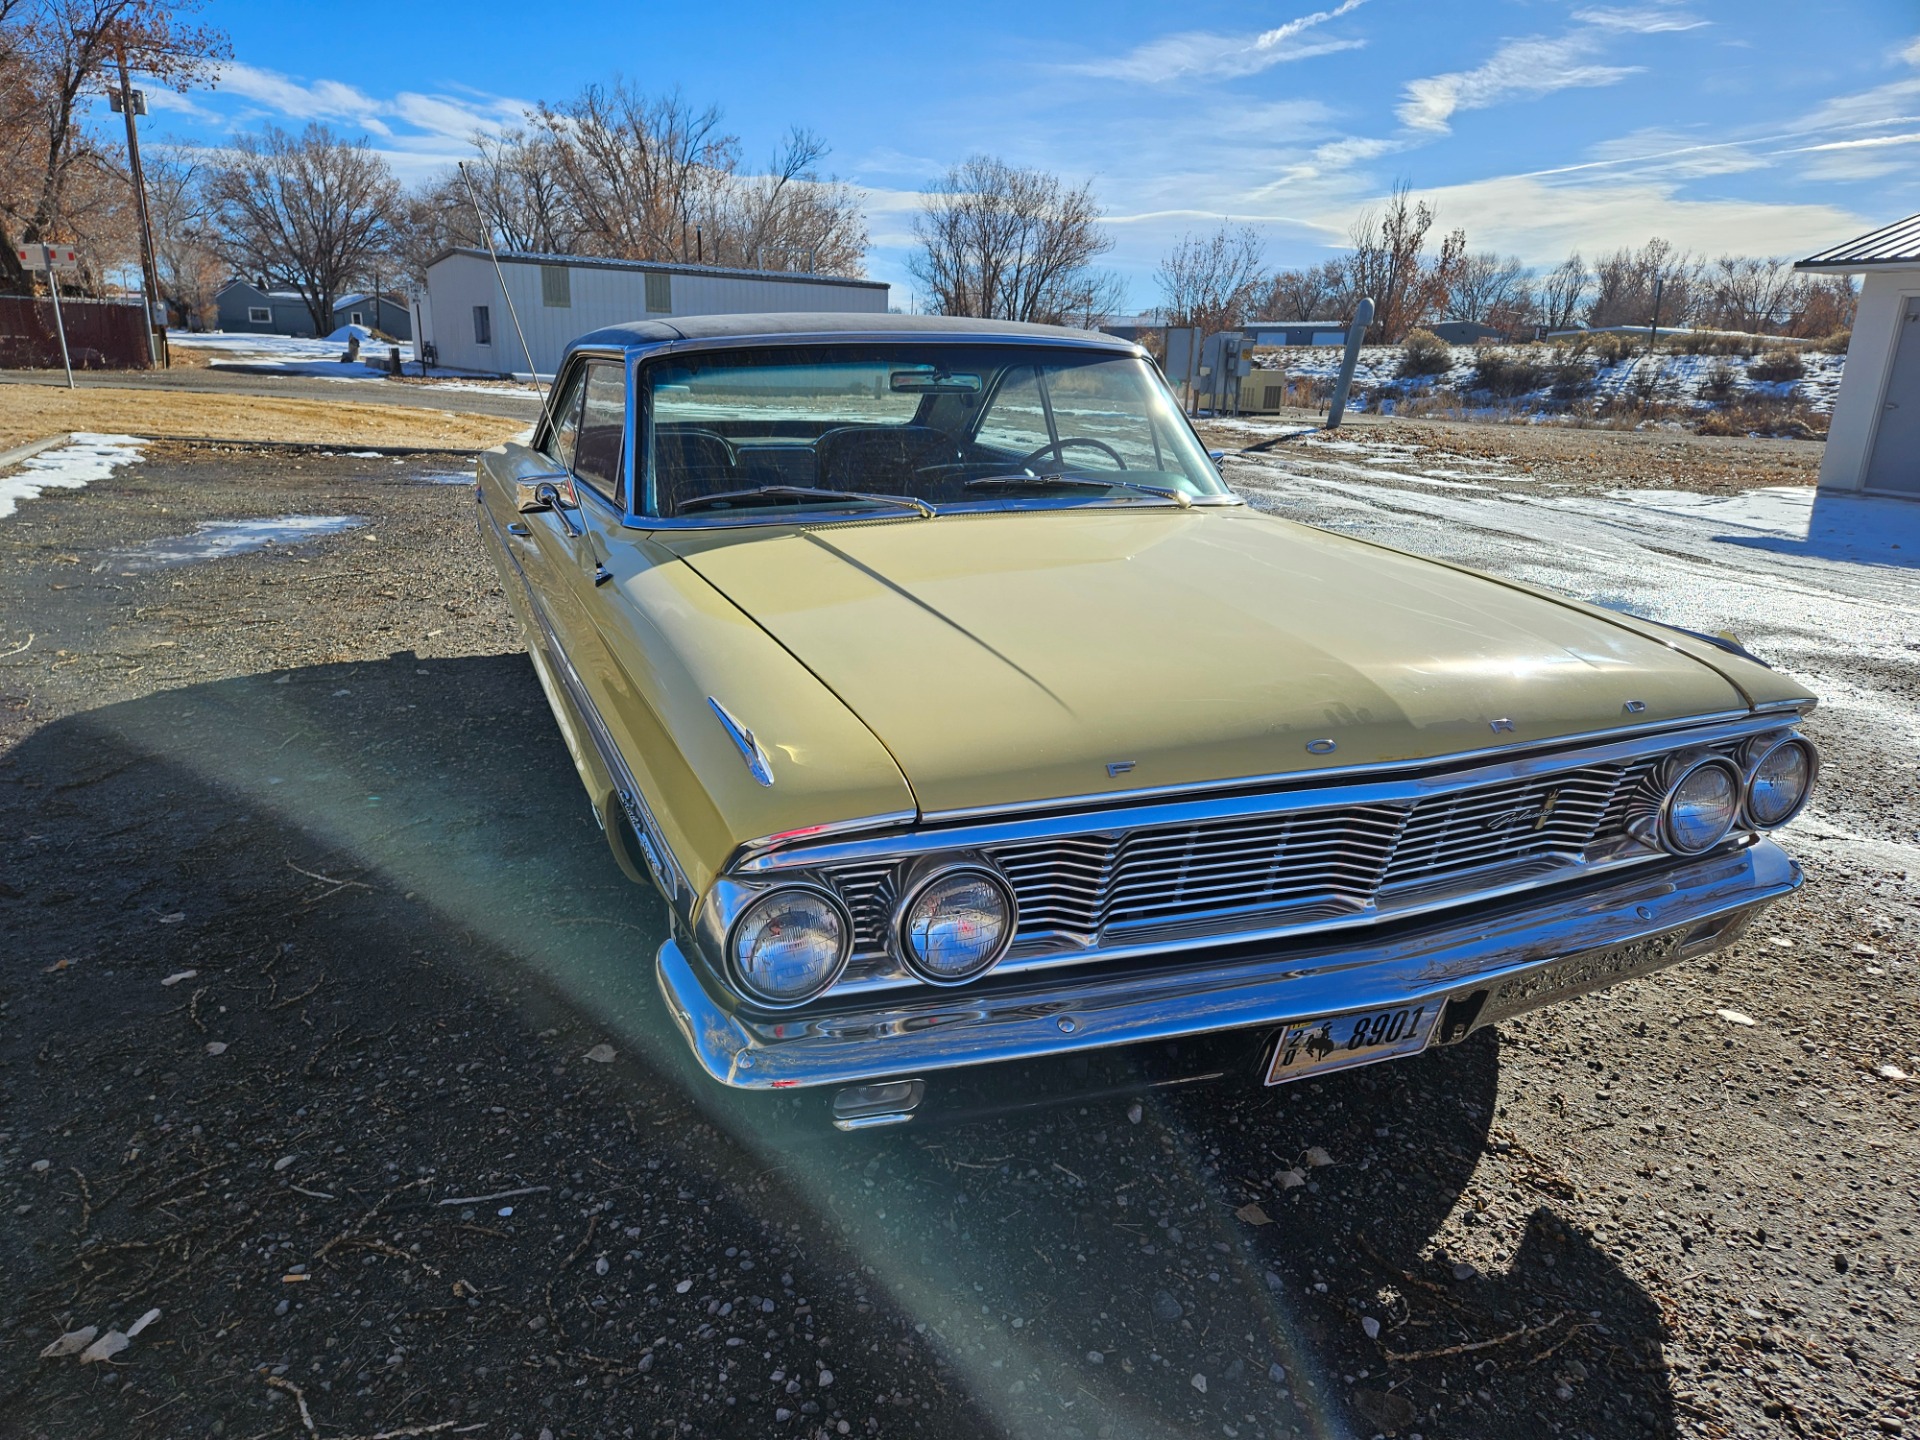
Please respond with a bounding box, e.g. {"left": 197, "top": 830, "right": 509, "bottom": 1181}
{"left": 17, "top": 244, "right": 82, "bottom": 274}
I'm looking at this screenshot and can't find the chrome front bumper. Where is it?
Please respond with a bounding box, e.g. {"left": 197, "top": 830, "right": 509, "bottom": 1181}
{"left": 656, "top": 840, "right": 1800, "bottom": 1092}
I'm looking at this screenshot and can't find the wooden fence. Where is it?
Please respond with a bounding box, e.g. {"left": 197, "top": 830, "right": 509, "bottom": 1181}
{"left": 0, "top": 295, "right": 152, "bottom": 370}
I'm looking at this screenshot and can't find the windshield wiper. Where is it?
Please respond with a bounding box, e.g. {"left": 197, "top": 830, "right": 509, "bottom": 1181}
{"left": 676, "top": 485, "right": 934, "bottom": 519}
{"left": 962, "top": 473, "right": 1192, "bottom": 509}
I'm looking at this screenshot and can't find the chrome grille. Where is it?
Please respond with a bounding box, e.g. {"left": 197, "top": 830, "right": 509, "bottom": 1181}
{"left": 826, "top": 759, "right": 1660, "bottom": 968}
{"left": 1380, "top": 764, "right": 1631, "bottom": 891}
{"left": 996, "top": 803, "right": 1408, "bottom": 941}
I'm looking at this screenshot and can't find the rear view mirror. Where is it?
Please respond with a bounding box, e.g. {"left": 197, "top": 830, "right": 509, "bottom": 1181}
{"left": 890, "top": 367, "right": 981, "bottom": 394}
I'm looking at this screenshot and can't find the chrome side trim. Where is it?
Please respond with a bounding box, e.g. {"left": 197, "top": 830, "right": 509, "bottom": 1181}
{"left": 707, "top": 697, "right": 775, "bottom": 787}
{"left": 912, "top": 710, "right": 1763, "bottom": 826}
{"left": 657, "top": 839, "right": 1801, "bottom": 1089}
{"left": 716, "top": 810, "right": 919, "bottom": 876}
{"left": 479, "top": 503, "right": 693, "bottom": 912}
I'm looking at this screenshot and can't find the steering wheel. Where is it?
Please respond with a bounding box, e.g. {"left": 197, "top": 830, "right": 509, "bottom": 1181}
{"left": 1018, "top": 437, "right": 1128, "bottom": 470}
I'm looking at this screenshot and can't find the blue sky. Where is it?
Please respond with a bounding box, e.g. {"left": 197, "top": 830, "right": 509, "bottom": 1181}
{"left": 114, "top": 0, "right": 1920, "bottom": 310}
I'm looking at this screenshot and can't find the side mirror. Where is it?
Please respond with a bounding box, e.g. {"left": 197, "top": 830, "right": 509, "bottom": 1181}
{"left": 515, "top": 475, "right": 572, "bottom": 514}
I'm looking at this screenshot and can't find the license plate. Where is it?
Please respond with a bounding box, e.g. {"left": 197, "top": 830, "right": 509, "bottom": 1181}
{"left": 1265, "top": 1002, "right": 1439, "bottom": 1086}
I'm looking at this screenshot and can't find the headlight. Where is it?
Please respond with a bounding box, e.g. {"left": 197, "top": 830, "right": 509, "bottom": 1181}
{"left": 1746, "top": 737, "right": 1815, "bottom": 827}
{"left": 1663, "top": 759, "right": 1740, "bottom": 854}
{"left": 899, "top": 866, "right": 1015, "bottom": 984}
{"left": 728, "top": 886, "right": 851, "bottom": 1006}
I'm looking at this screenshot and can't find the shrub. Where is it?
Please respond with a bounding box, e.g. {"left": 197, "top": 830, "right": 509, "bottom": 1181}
{"left": 1549, "top": 360, "right": 1595, "bottom": 401}
{"left": 1695, "top": 397, "right": 1823, "bottom": 439}
{"left": 1470, "top": 350, "right": 1549, "bottom": 398}
{"left": 1397, "top": 329, "right": 1453, "bottom": 377}
{"left": 1673, "top": 331, "right": 1760, "bottom": 357}
{"left": 1815, "top": 329, "right": 1851, "bottom": 354}
{"left": 1699, "top": 362, "right": 1740, "bottom": 404}
{"left": 1748, "top": 348, "right": 1806, "bottom": 383}
{"left": 1589, "top": 331, "right": 1638, "bottom": 365}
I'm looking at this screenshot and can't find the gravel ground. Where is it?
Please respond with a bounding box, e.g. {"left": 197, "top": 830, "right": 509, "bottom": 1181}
{"left": 1197, "top": 415, "right": 1827, "bottom": 496}
{"left": 1, "top": 437, "right": 1916, "bottom": 1440}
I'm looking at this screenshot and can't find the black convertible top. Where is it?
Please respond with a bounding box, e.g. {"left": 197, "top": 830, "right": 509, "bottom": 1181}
{"left": 568, "top": 311, "right": 1139, "bottom": 354}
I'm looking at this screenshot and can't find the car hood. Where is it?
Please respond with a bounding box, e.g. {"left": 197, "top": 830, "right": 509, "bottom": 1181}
{"left": 669, "top": 506, "right": 1765, "bottom": 816}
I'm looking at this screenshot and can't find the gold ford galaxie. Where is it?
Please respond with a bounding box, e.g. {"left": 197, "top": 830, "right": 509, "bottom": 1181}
{"left": 474, "top": 313, "right": 1816, "bottom": 1129}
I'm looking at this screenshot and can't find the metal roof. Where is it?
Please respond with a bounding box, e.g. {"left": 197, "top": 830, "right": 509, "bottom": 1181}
{"left": 1795, "top": 212, "right": 1920, "bottom": 272}
{"left": 570, "top": 312, "right": 1134, "bottom": 352}
{"left": 425, "top": 246, "right": 888, "bottom": 290}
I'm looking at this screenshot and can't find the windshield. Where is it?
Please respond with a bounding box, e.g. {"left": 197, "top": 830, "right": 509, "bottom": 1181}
{"left": 640, "top": 343, "right": 1228, "bottom": 519}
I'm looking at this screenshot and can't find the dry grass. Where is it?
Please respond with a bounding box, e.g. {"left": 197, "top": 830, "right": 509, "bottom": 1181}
{"left": 0, "top": 383, "right": 524, "bottom": 454}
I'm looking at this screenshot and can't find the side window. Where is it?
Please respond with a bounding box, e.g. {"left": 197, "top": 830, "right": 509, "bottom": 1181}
{"left": 472, "top": 305, "right": 492, "bottom": 345}
{"left": 573, "top": 363, "right": 628, "bottom": 502}
{"left": 974, "top": 366, "right": 1051, "bottom": 458}
{"left": 541, "top": 366, "right": 588, "bottom": 471}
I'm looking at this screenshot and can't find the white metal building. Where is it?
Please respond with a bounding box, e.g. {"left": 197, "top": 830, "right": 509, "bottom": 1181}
{"left": 420, "top": 249, "right": 889, "bottom": 376}
{"left": 1796, "top": 213, "right": 1920, "bottom": 498}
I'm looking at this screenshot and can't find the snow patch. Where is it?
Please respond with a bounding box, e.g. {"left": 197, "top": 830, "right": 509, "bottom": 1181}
{"left": 0, "top": 433, "right": 146, "bottom": 521}
{"left": 114, "top": 515, "right": 366, "bottom": 569}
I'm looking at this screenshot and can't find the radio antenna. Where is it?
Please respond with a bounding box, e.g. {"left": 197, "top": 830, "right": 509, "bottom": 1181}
{"left": 457, "top": 160, "right": 557, "bottom": 436}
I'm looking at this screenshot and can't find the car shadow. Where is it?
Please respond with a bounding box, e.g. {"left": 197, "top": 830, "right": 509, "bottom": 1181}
{"left": 1, "top": 650, "right": 1678, "bottom": 1439}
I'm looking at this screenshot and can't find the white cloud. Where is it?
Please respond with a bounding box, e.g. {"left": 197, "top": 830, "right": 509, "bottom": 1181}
{"left": 1398, "top": 34, "right": 1639, "bottom": 133}
{"left": 1070, "top": 0, "right": 1367, "bottom": 82}
{"left": 1581, "top": 127, "right": 1768, "bottom": 177}
{"left": 1903, "top": 35, "right": 1920, "bottom": 65}
{"left": 1789, "top": 129, "right": 1920, "bottom": 182}
{"left": 216, "top": 63, "right": 393, "bottom": 135}
{"left": 1572, "top": 7, "right": 1708, "bottom": 34}
{"left": 1335, "top": 174, "right": 1865, "bottom": 264}
{"left": 208, "top": 61, "right": 532, "bottom": 148}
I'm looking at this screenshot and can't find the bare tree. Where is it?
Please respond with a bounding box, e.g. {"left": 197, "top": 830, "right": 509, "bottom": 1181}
{"left": 424, "top": 84, "right": 868, "bottom": 279}
{"left": 1261, "top": 257, "right": 1349, "bottom": 320}
{"left": 1448, "top": 251, "right": 1532, "bottom": 332}
{"left": 0, "top": 0, "right": 227, "bottom": 293}
{"left": 909, "top": 154, "right": 1117, "bottom": 324}
{"left": 205, "top": 123, "right": 401, "bottom": 334}
{"left": 1697, "top": 255, "right": 1801, "bottom": 335}
{"left": 1587, "top": 238, "right": 1695, "bottom": 329}
{"left": 1783, "top": 274, "right": 1856, "bottom": 339}
{"left": 1537, "top": 253, "right": 1589, "bottom": 332}
{"left": 141, "top": 143, "right": 219, "bottom": 324}
{"left": 1343, "top": 182, "right": 1463, "bottom": 341}
{"left": 1155, "top": 223, "right": 1266, "bottom": 336}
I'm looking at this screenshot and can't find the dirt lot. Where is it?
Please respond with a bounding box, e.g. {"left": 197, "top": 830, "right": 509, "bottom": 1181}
{"left": 0, "top": 383, "right": 526, "bottom": 452}
{"left": 1198, "top": 415, "right": 1826, "bottom": 496}
{"left": 1, "top": 435, "right": 1916, "bottom": 1440}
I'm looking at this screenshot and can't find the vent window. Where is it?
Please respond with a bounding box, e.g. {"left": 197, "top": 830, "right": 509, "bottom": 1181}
{"left": 541, "top": 266, "right": 570, "bottom": 307}
{"left": 645, "top": 272, "right": 671, "bottom": 313}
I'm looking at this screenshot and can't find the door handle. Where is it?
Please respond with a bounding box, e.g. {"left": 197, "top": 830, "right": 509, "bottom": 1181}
{"left": 506, "top": 521, "right": 532, "bottom": 537}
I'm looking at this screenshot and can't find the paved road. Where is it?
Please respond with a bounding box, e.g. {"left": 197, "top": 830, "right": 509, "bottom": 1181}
{"left": 0, "top": 364, "right": 544, "bottom": 422}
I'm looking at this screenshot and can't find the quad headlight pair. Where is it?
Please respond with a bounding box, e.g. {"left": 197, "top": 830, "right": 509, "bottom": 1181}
{"left": 1650, "top": 734, "right": 1817, "bottom": 857}
{"left": 724, "top": 863, "right": 1016, "bottom": 1007}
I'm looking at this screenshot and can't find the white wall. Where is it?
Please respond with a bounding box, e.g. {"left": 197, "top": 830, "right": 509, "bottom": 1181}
{"left": 423, "top": 253, "right": 890, "bottom": 376}
{"left": 1819, "top": 267, "right": 1920, "bottom": 493}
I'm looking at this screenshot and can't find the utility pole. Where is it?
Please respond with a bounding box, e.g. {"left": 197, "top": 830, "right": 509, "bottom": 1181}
{"left": 110, "top": 32, "right": 164, "bottom": 367}
{"left": 1648, "top": 275, "right": 1664, "bottom": 349}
